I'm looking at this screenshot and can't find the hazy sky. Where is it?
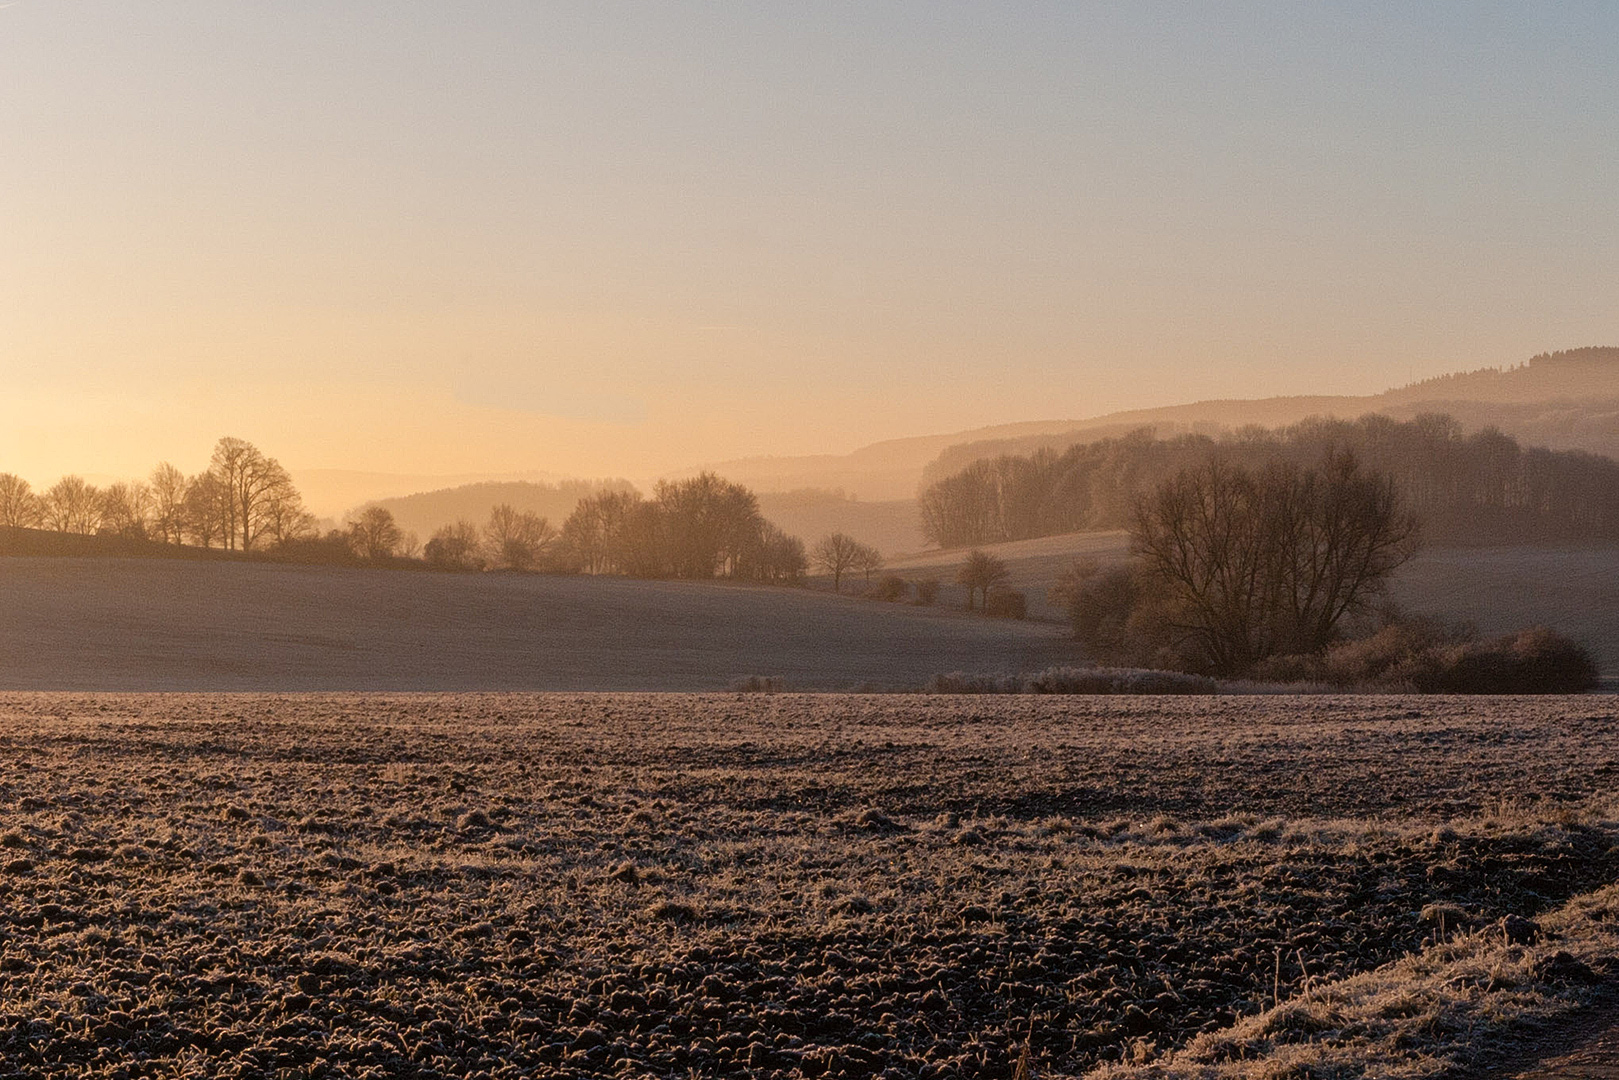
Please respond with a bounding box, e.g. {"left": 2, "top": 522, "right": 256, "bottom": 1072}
{"left": 3, "top": 3, "right": 1616, "bottom": 486}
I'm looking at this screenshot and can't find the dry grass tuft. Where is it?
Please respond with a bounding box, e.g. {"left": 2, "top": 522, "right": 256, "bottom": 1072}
{"left": 1089, "top": 883, "right": 1619, "bottom": 1080}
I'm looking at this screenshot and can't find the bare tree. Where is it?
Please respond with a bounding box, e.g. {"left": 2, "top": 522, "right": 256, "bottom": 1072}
{"left": 208, "top": 437, "right": 303, "bottom": 551}
{"left": 1132, "top": 453, "right": 1419, "bottom": 673}
{"left": 0, "top": 473, "right": 41, "bottom": 529}
{"left": 919, "top": 459, "right": 1002, "bottom": 548}
{"left": 485, "top": 503, "right": 556, "bottom": 571}
{"left": 425, "top": 519, "right": 486, "bottom": 571}
{"left": 812, "top": 532, "right": 863, "bottom": 592}
{"left": 183, "top": 471, "right": 229, "bottom": 548}
{"left": 259, "top": 471, "right": 315, "bottom": 548}
{"left": 956, "top": 549, "right": 1010, "bottom": 611}
{"left": 99, "top": 481, "right": 152, "bottom": 538}
{"left": 563, "top": 490, "right": 629, "bottom": 574}
{"left": 347, "top": 506, "right": 404, "bottom": 561}
{"left": 653, "top": 472, "right": 763, "bottom": 579}
{"left": 853, "top": 541, "right": 884, "bottom": 584}
{"left": 42, "top": 476, "right": 102, "bottom": 535}
{"left": 735, "top": 522, "right": 808, "bottom": 583}
{"left": 148, "top": 462, "right": 190, "bottom": 544}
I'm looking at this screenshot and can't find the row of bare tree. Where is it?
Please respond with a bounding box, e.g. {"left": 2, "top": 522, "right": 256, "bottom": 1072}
{"left": 0, "top": 437, "right": 311, "bottom": 551}
{"left": 809, "top": 532, "right": 883, "bottom": 591}
{"left": 920, "top": 413, "right": 1619, "bottom": 549}
{"left": 2, "top": 447, "right": 859, "bottom": 586}
{"left": 421, "top": 473, "right": 810, "bottom": 582}
{"left": 418, "top": 504, "right": 560, "bottom": 572}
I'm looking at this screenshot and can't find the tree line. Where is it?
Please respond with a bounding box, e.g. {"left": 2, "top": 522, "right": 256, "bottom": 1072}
{"left": 411, "top": 473, "right": 814, "bottom": 583}
{"left": 1, "top": 444, "right": 819, "bottom": 583}
{"left": 0, "top": 437, "right": 311, "bottom": 551}
{"left": 920, "top": 413, "right": 1619, "bottom": 548}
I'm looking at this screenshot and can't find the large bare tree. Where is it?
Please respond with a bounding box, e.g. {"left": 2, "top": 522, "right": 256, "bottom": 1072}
{"left": 259, "top": 471, "right": 314, "bottom": 548}
{"left": 1131, "top": 452, "right": 1418, "bottom": 673}
{"left": 562, "top": 489, "right": 644, "bottom": 574}
{"left": 208, "top": 437, "right": 303, "bottom": 551}
{"left": 653, "top": 472, "right": 762, "bottom": 579}
{"left": 425, "top": 519, "right": 486, "bottom": 571}
{"left": 485, "top": 504, "right": 556, "bottom": 571}
{"left": 812, "top": 532, "right": 874, "bottom": 593}
{"left": 183, "top": 471, "right": 230, "bottom": 548}
{"left": 98, "top": 481, "right": 152, "bottom": 538}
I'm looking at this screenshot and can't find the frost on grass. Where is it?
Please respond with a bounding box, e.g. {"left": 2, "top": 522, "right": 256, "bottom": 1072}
{"left": 1090, "top": 883, "right": 1619, "bottom": 1080}
{"left": 0, "top": 693, "right": 1612, "bottom": 1078}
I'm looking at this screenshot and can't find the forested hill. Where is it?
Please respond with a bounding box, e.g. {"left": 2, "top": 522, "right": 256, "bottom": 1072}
{"left": 925, "top": 346, "right": 1619, "bottom": 483}
{"left": 1384, "top": 347, "right": 1619, "bottom": 405}
{"left": 360, "top": 479, "right": 635, "bottom": 542}
{"left": 920, "top": 414, "right": 1619, "bottom": 549}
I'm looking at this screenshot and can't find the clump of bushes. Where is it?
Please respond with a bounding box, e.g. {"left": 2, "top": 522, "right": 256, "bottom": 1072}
{"left": 1249, "top": 619, "right": 1598, "bottom": 693}
{"left": 912, "top": 578, "right": 940, "bottom": 606}
{"left": 871, "top": 574, "right": 909, "bottom": 602}
{"left": 1052, "top": 546, "right": 1598, "bottom": 694}
{"left": 983, "top": 588, "right": 1027, "bottom": 619}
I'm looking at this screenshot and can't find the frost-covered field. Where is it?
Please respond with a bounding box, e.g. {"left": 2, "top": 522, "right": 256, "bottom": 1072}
{"left": 0, "top": 694, "right": 1615, "bottom": 1078}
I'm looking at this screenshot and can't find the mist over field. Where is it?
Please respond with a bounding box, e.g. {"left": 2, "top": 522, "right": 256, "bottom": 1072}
{"left": 6, "top": 4, "right": 1619, "bottom": 1077}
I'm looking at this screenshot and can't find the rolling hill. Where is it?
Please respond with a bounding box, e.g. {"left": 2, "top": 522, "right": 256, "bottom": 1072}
{"left": 692, "top": 347, "right": 1619, "bottom": 502}
{"left": 322, "top": 348, "right": 1619, "bottom": 558}
{"left": 0, "top": 557, "right": 1073, "bottom": 691}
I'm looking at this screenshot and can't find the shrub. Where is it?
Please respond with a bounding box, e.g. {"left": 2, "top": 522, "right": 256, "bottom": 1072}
{"left": 983, "top": 588, "right": 1027, "bottom": 619}
{"left": 271, "top": 531, "right": 360, "bottom": 565}
{"left": 912, "top": 578, "right": 940, "bottom": 606}
{"left": 1051, "top": 560, "right": 1157, "bottom": 662}
{"left": 872, "top": 574, "right": 909, "bottom": 602}
{"left": 1245, "top": 652, "right": 1328, "bottom": 685}
{"left": 927, "top": 672, "right": 1023, "bottom": 694}
{"left": 1418, "top": 627, "right": 1598, "bottom": 693}
{"left": 1257, "top": 618, "right": 1598, "bottom": 693}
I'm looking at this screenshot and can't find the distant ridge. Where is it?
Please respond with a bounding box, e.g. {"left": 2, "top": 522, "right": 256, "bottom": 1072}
{"left": 361, "top": 479, "right": 635, "bottom": 543}
{"left": 691, "top": 346, "right": 1619, "bottom": 498}
{"left": 1383, "top": 346, "right": 1619, "bottom": 405}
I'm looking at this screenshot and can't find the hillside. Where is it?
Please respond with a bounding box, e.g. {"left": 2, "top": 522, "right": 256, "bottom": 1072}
{"left": 685, "top": 347, "right": 1619, "bottom": 501}
{"left": 314, "top": 348, "right": 1619, "bottom": 554}
{"left": 883, "top": 531, "right": 1619, "bottom": 675}
{"left": 684, "top": 419, "right": 1103, "bottom": 501}
{"left": 754, "top": 490, "right": 926, "bottom": 556}
{"left": 290, "top": 468, "right": 572, "bottom": 520}
{"left": 0, "top": 557, "right": 1072, "bottom": 691}
{"left": 925, "top": 347, "right": 1619, "bottom": 484}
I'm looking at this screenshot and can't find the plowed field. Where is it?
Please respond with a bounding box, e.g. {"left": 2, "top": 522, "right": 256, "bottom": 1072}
{"left": 0, "top": 694, "right": 1613, "bottom": 1078}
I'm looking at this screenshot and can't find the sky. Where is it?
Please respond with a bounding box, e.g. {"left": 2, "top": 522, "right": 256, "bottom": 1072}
{"left": 3, "top": 2, "right": 1617, "bottom": 489}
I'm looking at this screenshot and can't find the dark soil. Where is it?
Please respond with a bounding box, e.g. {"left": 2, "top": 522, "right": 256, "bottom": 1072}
{"left": 0, "top": 693, "right": 1614, "bottom": 1079}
